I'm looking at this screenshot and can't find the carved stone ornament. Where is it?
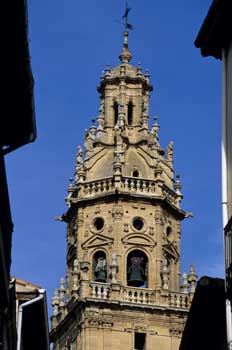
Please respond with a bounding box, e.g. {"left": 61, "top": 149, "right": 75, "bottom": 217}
{"left": 123, "top": 223, "right": 129, "bottom": 233}
{"left": 85, "top": 314, "right": 113, "bottom": 328}
{"left": 169, "top": 325, "right": 183, "bottom": 338}
{"left": 155, "top": 208, "right": 164, "bottom": 225}
{"left": 162, "top": 243, "right": 180, "bottom": 262}
{"left": 121, "top": 232, "right": 156, "bottom": 249}
{"left": 77, "top": 210, "right": 84, "bottom": 226}
{"left": 76, "top": 145, "right": 83, "bottom": 164}
{"left": 112, "top": 205, "right": 123, "bottom": 220}
{"left": 84, "top": 130, "right": 95, "bottom": 157}
{"left": 82, "top": 233, "right": 114, "bottom": 250}
{"left": 134, "top": 324, "right": 147, "bottom": 332}
{"left": 95, "top": 206, "right": 101, "bottom": 214}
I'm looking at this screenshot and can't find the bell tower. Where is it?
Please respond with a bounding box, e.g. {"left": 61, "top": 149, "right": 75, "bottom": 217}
{"left": 50, "top": 31, "right": 197, "bottom": 350}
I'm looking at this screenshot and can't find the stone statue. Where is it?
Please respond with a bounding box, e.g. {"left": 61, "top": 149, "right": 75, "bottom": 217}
{"left": 114, "top": 151, "right": 121, "bottom": 162}
{"left": 76, "top": 145, "right": 83, "bottom": 164}
{"left": 84, "top": 131, "right": 95, "bottom": 157}
{"left": 166, "top": 141, "right": 174, "bottom": 162}
{"left": 111, "top": 253, "right": 118, "bottom": 283}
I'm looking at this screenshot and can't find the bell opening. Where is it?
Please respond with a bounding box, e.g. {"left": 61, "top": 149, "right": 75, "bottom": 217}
{"left": 127, "top": 250, "right": 148, "bottom": 288}
{"left": 93, "top": 250, "right": 107, "bottom": 283}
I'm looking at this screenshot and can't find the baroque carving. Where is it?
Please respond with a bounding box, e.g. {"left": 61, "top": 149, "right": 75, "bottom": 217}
{"left": 123, "top": 223, "right": 129, "bottom": 233}
{"left": 169, "top": 325, "right": 183, "bottom": 337}
{"left": 95, "top": 206, "right": 101, "bottom": 214}
{"left": 77, "top": 210, "right": 84, "bottom": 226}
{"left": 121, "top": 232, "right": 156, "bottom": 249}
{"left": 85, "top": 312, "right": 113, "bottom": 328}
{"left": 149, "top": 226, "right": 154, "bottom": 236}
{"left": 155, "top": 208, "right": 164, "bottom": 225}
{"left": 134, "top": 323, "right": 147, "bottom": 332}
{"left": 112, "top": 205, "right": 123, "bottom": 220}
{"left": 162, "top": 242, "right": 180, "bottom": 262}
{"left": 82, "top": 234, "right": 114, "bottom": 250}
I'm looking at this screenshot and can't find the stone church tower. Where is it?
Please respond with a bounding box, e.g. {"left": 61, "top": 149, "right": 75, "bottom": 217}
{"left": 50, "top": 31, "right": 197, "bottom": 350}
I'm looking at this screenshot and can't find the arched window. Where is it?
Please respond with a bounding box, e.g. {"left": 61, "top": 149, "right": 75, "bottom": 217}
{"left": 127, "top": 250, "right": 148, "bottom": 288}
{"left": 132, "top": 169, "right": 139, "bottom": 178}
{"left": 113, "top": 102, "right": 119, "bottom": 125}
{"left": 127, "top": 101, "right": 133, "bottom": 125}
{"left": 92, "top": 251, "right": 107, "bottom": 282}
{"left": 166, "top": 226, "right": 174, "bottom": 243}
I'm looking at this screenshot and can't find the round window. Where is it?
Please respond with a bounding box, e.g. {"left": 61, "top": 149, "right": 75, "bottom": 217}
{"left": 94, "top": 217, "right": 104, "bottom": 231}
{"left": 133, "top": 217, "right": 144, "bottom": 231}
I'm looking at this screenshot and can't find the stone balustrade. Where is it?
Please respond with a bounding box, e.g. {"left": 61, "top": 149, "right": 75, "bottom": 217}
{"left": 51, "top": 282, "right": 191, "bottom": 329}
{"left": 168, "top": 292, "right": 190, "bottom": 309}
{"left": 83, "top": 177, "right": 114, "bottom": 197}
{"left": 90, "top": 282, "right": 111, "bottom": 300}
{"left": 74, "top": 177, "right": 179, "bottom": 207}
{"left": 88, "top": 283, "right": 190, "bottom": 309}
{"left": 123, "top": 286, "right": 155, "bottom": 304}
{"left": 79, "top": 176, "right": 160, "bottom": 199}
{"left": 121, "top": 177, "right": 156, "bottom": 194}
{"left": 162, "top": 184, "right": 178, "bottom": 205}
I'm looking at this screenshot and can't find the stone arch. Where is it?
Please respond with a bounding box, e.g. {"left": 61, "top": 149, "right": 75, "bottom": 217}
{"left": 166, "top": 225, "right": 174, "bottom": 243}
{"left": 132, "top": 169, "right": 140, "bottom": 177}
{"left": 113, "top": 101, "right": 119, "bottom": 125}
{"left": 92, "top": 249, "right": 108, "bottom": 282}
{"left": 127, "top": 101, "right": 133, "bottom": 126}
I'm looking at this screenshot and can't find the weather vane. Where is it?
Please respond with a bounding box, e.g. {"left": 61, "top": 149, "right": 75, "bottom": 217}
{"left": 122, "top": 2, "right": 134, "bottom": 30}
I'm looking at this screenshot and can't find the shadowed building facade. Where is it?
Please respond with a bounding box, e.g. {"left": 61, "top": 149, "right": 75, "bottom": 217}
{"left": 50, "top": 31, "right": 197, "bottom": 350}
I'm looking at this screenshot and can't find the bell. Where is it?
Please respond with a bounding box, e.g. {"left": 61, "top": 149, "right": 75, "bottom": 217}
{"left": 95, "top": 257, "right": 107, "bottom": 282}
{"left": 95, "top": 269, "right": 107, "bottom": 282}
{"left": 128, "top": 257, "right": 145, "bottom": 287}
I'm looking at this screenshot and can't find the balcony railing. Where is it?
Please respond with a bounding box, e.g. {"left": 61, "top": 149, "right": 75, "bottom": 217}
{"left": 51, "top": 282, "right": 192, "bottom": 329}
{"left": 75, "top": 176, "right": 178, "bottom": 207}
{"left": 121, "top": 177, "right": 156, "bottom": 194}
{"left": 83, "top": 177, "right": 114, "bottom": 197}
{"left": 90, "top": 281, "right": 111, "bottom": 300}
{"left": 168, "top": 291, "right": 190, "bottom": 309}
{"left": 123, "top": 286, "right": 155, "bottom": 304}
{"left": 88, "top": 282, "right": 190, "bottom": 309}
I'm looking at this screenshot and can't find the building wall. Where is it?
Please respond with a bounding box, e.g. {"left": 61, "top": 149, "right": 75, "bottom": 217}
{"left": 53, "top": 304, "right": 186, "bottom": 350}
{"left": 68, "top": 199, "right": 181, "bottom": 292}
{"left": 225, "top": 40, "right": 232, "bottom": 220}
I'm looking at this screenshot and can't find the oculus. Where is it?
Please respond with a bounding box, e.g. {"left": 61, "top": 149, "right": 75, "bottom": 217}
{"left": 94, "top": 217, "right": 104, "bottom": 231}
{"left": 133, "top": 217, "right": 144, "bottom": 231}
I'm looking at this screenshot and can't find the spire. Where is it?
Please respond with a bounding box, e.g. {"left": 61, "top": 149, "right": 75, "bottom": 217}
{"left": 119, "top": 31, "right": 132, "bottom": 63}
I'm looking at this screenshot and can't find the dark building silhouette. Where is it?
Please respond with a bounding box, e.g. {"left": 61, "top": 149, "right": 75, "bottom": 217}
{"left": 180, "top": 276, "right": 227, "bottom": 350}
{"left": 0, "top": 2, "right": 49, "bottom": 350}
{"left": 195, "top": 0, "right": 232, "bottom": 348}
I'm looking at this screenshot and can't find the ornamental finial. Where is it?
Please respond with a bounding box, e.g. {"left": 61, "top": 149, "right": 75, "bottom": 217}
{"left": 119, "top": 31, "right": 132, "bottom": 63}
{"left": 119, "top": 2, "right": 134, "bottom": 63}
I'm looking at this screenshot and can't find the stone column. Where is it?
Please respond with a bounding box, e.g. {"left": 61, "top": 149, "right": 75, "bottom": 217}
{"left": 79, "top": 261, "right": 90, "bottom": 299}
{"left": 154, "top": 207, "right": 164, "bottom": 290}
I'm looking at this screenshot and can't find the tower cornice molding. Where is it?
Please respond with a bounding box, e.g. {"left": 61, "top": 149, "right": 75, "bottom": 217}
{"left": 97, "top": 74, "right": 153, "bottom": 94}
{"left": 65, "top": 191, "right": 186, "bottom": 221}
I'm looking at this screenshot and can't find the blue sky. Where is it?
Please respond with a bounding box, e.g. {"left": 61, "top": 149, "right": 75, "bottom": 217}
{"left": 6, "top": 0, "right": 222, "bottom": 316}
